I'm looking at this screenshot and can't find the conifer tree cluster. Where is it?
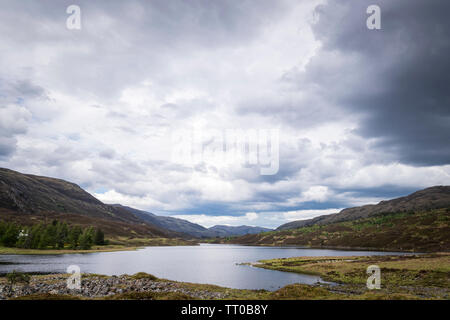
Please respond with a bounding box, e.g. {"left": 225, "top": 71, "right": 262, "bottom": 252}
{"left": 0, "top": 220, "right": 106, "bottom": 250}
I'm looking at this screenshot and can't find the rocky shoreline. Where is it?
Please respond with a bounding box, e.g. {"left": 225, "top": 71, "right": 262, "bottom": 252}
{"left": 0, "top": 274, "right": 225, "bottom": 300}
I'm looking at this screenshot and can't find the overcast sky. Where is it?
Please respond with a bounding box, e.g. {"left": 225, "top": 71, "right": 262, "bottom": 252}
{"left": 1, "top": 0, "right": 449, "bottom": 228}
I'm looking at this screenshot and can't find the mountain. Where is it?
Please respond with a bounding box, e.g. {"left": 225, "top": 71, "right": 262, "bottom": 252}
{"left": 225, "top": 208, "right": 450, "bottom": 252}
{"left": 0, "top": 168, "right": 178, "bottom": 238}
{"left": 222, "top": 186, "right": 450, "bottom": 252}
{"left": 277, "top": 186, "right": 450, "bottom": 231}
{"left": 111, "top": 204, "right": 215, "bottom": 238}
{"left": 114, "top": 205, "right": 272, "bottom": 238}
{"left": 208, "top": 225, "right": 272, "bottom": 237}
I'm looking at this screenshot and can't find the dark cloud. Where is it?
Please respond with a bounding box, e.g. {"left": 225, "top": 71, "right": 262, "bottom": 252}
{"left": 287, "top": 0, "right": 450, "bottom": 166}
{"left": 99, "top": 148, "right": 116, "bottom": 159}
{"left": 0, "top": 78, "right": 46, "bottom": 160}
{"left": 12, "top": 80, "right": 46, "bottom": 99}
{"left": 0, "top": 78, "right": 46, "bottom": 104}
{"left": 334, "top": 185, "right": 420, "bottom": 202}
{"left": 0, "top": 137, "right": 16, "bottom": 158}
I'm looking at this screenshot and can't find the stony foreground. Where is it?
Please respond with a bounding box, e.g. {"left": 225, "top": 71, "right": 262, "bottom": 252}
{"left": 0, "top": 273, "right": 225, "bottom": 300}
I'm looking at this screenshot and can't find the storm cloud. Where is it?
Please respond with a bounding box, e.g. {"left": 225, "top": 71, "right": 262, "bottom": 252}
{"left": 287, "top": 0, "right": 450, "bottom": 166}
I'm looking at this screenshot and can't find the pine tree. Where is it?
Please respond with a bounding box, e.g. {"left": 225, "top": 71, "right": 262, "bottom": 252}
{"left": 78, "top": 227, "right": 94, "bottom": 250}
{"left": 0, "top": 220, "right": 105, "bottom": 251}
{"left": 30, "top": 223, "right": 44, "bottom": 249}
{"left": 94, "top": 228, "right": 105, "bottom": 245}
{"left": 0, "top": 221, "right": 6, "bottom": 241}
{"left": 56, "top": 222, "right": 68, "bottom": 249}
{"left": 68, "top": 226, "right": 82, "bottom": 249}
{"left": 47, "top": 223, "right": 57, "bottom": 248}
{"left": 38, "top": 231, "right": 48, "bottom": 249}
{"left": 1, "top": 223, "right": 19, "bottom": 247}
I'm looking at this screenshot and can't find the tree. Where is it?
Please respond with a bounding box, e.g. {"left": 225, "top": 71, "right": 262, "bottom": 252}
{"left": 78, "top": 227, "right": 94, "bottom": 250}
{"left": 0, "top": 221, "right": 7, "bottom": 240}
{"left": 94, "top": 228, "right": 105, "bottom": 245}
{"left": 56, "top": 222, "right": 69, "bottom": 249}
{"left": 1, "top": 223, "right": 19, "bottom": 247}
{"left": 16, "top": 227, "right": 31, "bottom": 248}
{"left": 0, "top": 220, "right": 103, "bottom": 251}
{"left": 38, "top": 224, "right": 57, "bottom": 249}
{"left": 7, "top": 270, "right": 30, "bottom": 285}
{"left": 68, "top": 226, "right": 82, "bottom": 249}
{"left": 29, "top": 223, "right": 44, "bottom": 249}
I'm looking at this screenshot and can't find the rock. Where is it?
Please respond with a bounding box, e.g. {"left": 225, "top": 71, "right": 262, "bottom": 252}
{"left": 0, "top": 273, "right": 231, "bottom": 300}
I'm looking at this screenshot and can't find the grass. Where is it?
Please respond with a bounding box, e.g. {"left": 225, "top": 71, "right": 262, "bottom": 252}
{"left": 0, "top": 237, "right": 197, "bottom": 255}
{"left": 0, "top": 245, "right": 142, "bottom": 255}
{"left": 12, "top": 293, "right": 82, "bottom": 300}
{"left": 254, "top": 253, "right": 450, "bottom": 299}
{"left": 129, "top": 272, "right": 158, "bottom": 280}
{"left": 160, "top": 280, "right": 273, "bottom": 300}
{"left": 256, "top": 253, "right": 450, "bottom": 285}
{"left": 104, "top": 291, "right": 195, "bottom": 300}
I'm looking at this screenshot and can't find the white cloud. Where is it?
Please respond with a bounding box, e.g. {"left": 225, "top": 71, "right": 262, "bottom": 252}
{"left": 172, "top": 209, "right": 343, "bottom": 229}
{"left": 281, "top": 209, "right": 342, "bottom": 221}
{"left": 94, "top": 189, "right": 167, "bottom": 210}
{"left": 300, "top": 186, "right": 331, "bottom": 202}
{"left": 172, "top": 212, "right": 263, "bottom": 228}
{"left": 245, "top": 212, "right": 258, "bottom": 221}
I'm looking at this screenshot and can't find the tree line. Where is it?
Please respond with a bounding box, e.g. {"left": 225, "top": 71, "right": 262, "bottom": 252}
{"left": 0, "top": 220, "right": 107, "bottom": 250}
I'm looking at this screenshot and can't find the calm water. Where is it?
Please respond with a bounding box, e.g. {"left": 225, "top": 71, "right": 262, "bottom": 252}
{"left": 0, "top": 244, "right": 407, "bottom": 290}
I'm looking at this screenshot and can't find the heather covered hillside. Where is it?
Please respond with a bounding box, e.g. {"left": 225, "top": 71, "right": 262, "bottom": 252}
{"left": 221, "top": 187, "right": 450, "bottom": 252}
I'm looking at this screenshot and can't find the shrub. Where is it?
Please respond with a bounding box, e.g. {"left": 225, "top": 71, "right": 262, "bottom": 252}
{"left": 130, "top": 272, "right": 158, "bottom": 280}
{"left": 6, "top": 270, "right": 31, "bottom": 285}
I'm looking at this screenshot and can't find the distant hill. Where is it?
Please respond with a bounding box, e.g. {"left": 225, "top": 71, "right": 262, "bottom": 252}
{"left": 114, "top": 205, "right": 272, "bottom": 238}
{"left": 208, "top": 225, "right": 272, "bottom": 237}
{"left": 222, "top": 186, "right": 450, "bottom": 252}
{"left": 225, "top": 208, "right": 450, "bottom": 252}
{"left": 0, "top": 168, "right": 178, "bottom": 238}
{"left": 277, "top": 186, "right": 450, "bottom": 231}
{"left": 111, "top": 204, "right": 215, "bottom": 238}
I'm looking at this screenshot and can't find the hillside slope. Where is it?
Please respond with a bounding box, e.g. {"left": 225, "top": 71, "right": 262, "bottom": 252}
{"left": 112, "top": 205, "right": 215, "bottom": 238}
{"left": 208, "top": 225, "right": 272, "bottom": 237}
{"left": 223, "top": 187, "right": 450, "bottom": 252}
{"left": 226, "top": 208, "right": 450, "bottom": 252}
{"left": 0, "top": 168, "right": 176, "bottom": 238}
{"left": 115, "top": 205, "right": 273, "bottom": 238}
{"left": 277, "top": 186, "right": 450, "bottom": 231}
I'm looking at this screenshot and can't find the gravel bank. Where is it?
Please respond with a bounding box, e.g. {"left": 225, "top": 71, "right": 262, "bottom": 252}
{"left": 0, "top": 274, "right": 225, "bottom": 300}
